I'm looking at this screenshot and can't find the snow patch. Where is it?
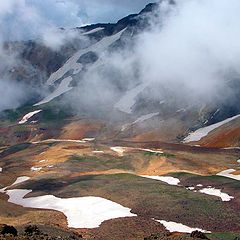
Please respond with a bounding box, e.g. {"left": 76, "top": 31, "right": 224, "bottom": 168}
{"left": 82, "top": 138, "right": 95, "bottom": 142}
{"left": 110, "top": 147, "right": 127, "bottom": 157}
{"left": 132, "top": 112, "right": 159, "bottom": 125}
{"left": 183, "top": 114, "right": 240, "bottom": 143}
{"left": 35, "top": 29, "right": 126, "bottom": 106}
{"left": 32, "top": 139, "right": 86, "bottom": 144}
{"left": 115, "top": 82, "right": 149, "bottom": 114}
{"left": 140, "top": 176, "right": 180, "bottom": 186}
{"left": 93, "top": 151, "right": 104, "bottom": 154}
{"left": 223, "top": 147, "right": 240, "bottom": 150}
{"left": 46, "top": 29, "right": 126, "bottom": 87}
{"left": 12, "top": 177, "right": 30, "bottom": 186}
{"left": 82, "top": 27, "right": 104, "bottom": 35}
{"left": 155, "top": 220, "right": 211, "bottom": 233}
{"left": 19, "top": 110, "right": 42, "bottom": 124}
{"left": 35, "top": 77, "right": 73, "bottom": 106}
{"left": 176, "top": 108, "right": 186, "bottom": 113}
{"left": 139, "top": 148, "right": 164, "bottom": 154}
{"left": 217, "top": 169, "right": 240, "bottom": 181}
{"left": 199, "top": 188, "right": 234, "bottom": 201}
{"left": 31, "top": 167, "right": 42, "bottom": 172}
{"left": 1, "top": 176, "right": 136, "bottom": 229}
{"left": 6, "top": 190, "right": 136, "bottom": 228}
{"left": 0, "top": 176, "right": 30, "bottom": 193}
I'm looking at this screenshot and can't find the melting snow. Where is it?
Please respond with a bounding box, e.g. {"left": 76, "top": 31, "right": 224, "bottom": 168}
{"left": 93, "top": 151, "right": 104, "bottom": 153}
{"left": 140, "top": 176, "right": 180, "bottom": 186}
{"left": 110, "top": 147, "right": 127, "bottom": 156}
{"left": 155, "top": 220, "right": 211, "bottom": 233}
{"left": 35, "top": 29, "right": 126, "bottom": 106}
{"left": 176, "top": 108, "right": 186, "bottom": 113}
{"left": 46, "top": 29, "right": 126, "bottom": 87}
{"left": 132, "top": 113, "right": 159, "bottom": 125}
{"left": 82, "top": 138, "right": 95, "bottom": 142}
{"left": 139, "top": 148, "right": 164, "bottom": 154}
{"left": 0, "top": 176, "right": 30, "bottom": 193}
{"left": 183, "top": 114, "right": 240, "bottom": 143}
{"left": 32, "top": 139, "right": 86, "bottom": 144}
{"left": 0, "top": 167, "right": 2, "bottom": 172}
{"left": 31, "top": 167, "right": 42, "bottom": 172}
{"left": 217, "top": 169, "right": 240, "bottom": 181}
{"left": 34, "top": 77, "right": 73, "bottom": 106}
{"left": 115, "top": 82, "right": 149, "bottom": 114}
{"left": 82, "top": 27, "right": 104, "bottom": 35}
{"left": 196, "top": 184, "right": 203, "bottom": 187}
{"left": 19, "top": 110, "right": 42, "bottom": 124}
{"left": 1, "top": 176, "right": 135, "bottom": 229}
{"left": 223, "top": 147, "right": 240, "bottom": 150}
{"left": 199, "top": 188, "right": 234, "bottom": 201}
{"left": 12, "top": 177, "right": 30, "bottom": 186}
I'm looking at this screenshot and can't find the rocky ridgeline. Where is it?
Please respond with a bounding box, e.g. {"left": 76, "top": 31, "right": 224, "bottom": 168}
{"left": 1, "top": 225, "right": 240, "bottom": 240}
{"left": 0, "top": 225, "right": 82, "bottom": 240}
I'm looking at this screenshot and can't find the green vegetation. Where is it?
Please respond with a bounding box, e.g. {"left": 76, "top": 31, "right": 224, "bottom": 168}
{"left": 0, "top": 143, "right": 31, "bottom": 158}
{"left": 68, "top": 154, "right": 134, "bottom": 171}
{"left": 208, "top": 232, "right": 240, "bottom": 240}
{"left": 143, "top": 151, "right": 175, "bottom": 158}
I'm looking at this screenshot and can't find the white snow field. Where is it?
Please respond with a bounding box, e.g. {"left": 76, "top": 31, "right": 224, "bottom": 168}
{"left": 110, "top": 147, "right": 128, "bottom": 156}
{"left": 140, "top": 176, "right": 180, "bottom": 186}
{"left": 199, "top": 188, "right": 234, "bottom": 201}
{"left": 92, "top": 151, "right": 104, "bottom": 154}
{"left": 34, "top": 28, "right": 126, "bottom": 106}
{"left": 0, "top": 176, "right": 30, "bottom": 193}
{"left": 155, "top": 220, "right": 211, "bottom": 233}
{"left": 31, "top": 167, "right": 42, "bottom": 172}
{"left": 1, "top": 177, "right": 136, "bottom": 228}
{"left": 31, "top": 139, "right": 87, "bottom": 144}
{"left": 82, "top": 27, "right": 104, "bottom": 35}
{"left": 19, "top": 110, "right": 42, "bottom": 124}
{"left": 138, "top": 148, "right": 164, "bottom": 154}
{"left": 183, "top": 114, "right": 240, "bottom": 143}
{"left": 132, "top": 112, "right": 159, "bottom": 125}
{"left": 46, "top": 28, "right": 126, "bottom": 86}
{"left": 217, "top": 169, "right": 240, "bottom": 181}
{"left": 110, "top": 146, "right": 164, "bottom": 156}
{"left": 35, "top": 77, "right": 73, "bottom": 106}
{"left": 115, "top": 82, "right": 149, "bottom": 113}
{"left": 6, "top": 190, "right": 136, "bottom": 228}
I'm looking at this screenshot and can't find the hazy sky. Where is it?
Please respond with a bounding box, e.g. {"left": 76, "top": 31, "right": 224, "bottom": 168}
{"left": 0, "top": 0, "right": 154, "bottom": 41}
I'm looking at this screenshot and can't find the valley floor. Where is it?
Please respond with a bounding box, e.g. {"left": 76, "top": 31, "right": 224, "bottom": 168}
{"left": 0, "top": 135, "right": 239, "bottom": 239}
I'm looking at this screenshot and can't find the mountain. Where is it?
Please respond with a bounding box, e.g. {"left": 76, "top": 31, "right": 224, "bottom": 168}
{"left": 0, "top": 1, "right": 239, "bottom": 240}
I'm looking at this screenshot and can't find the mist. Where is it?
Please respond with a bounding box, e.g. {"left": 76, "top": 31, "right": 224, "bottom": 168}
{"left": 1, "top": 0, "right": 240, "bottom": 115}
{"left": 136, "top": 0, "right": 240, "bottom": 100}
{"left": 67, "top": 0, "right": 240, "bottom": 116}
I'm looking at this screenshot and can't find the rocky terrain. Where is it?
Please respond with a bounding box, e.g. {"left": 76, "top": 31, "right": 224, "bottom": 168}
{"left": 0, "top": 1, "right": 239, "bottom": 239}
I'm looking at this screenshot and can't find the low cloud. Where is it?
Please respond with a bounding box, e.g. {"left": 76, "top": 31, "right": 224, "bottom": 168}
{"left": 67, "top": 0, "right": 240, "bottom": 115}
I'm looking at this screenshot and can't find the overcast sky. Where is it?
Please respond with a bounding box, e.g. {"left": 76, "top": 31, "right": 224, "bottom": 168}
{"left": 0, "top": 0, "right": 155, "bottom": 41}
